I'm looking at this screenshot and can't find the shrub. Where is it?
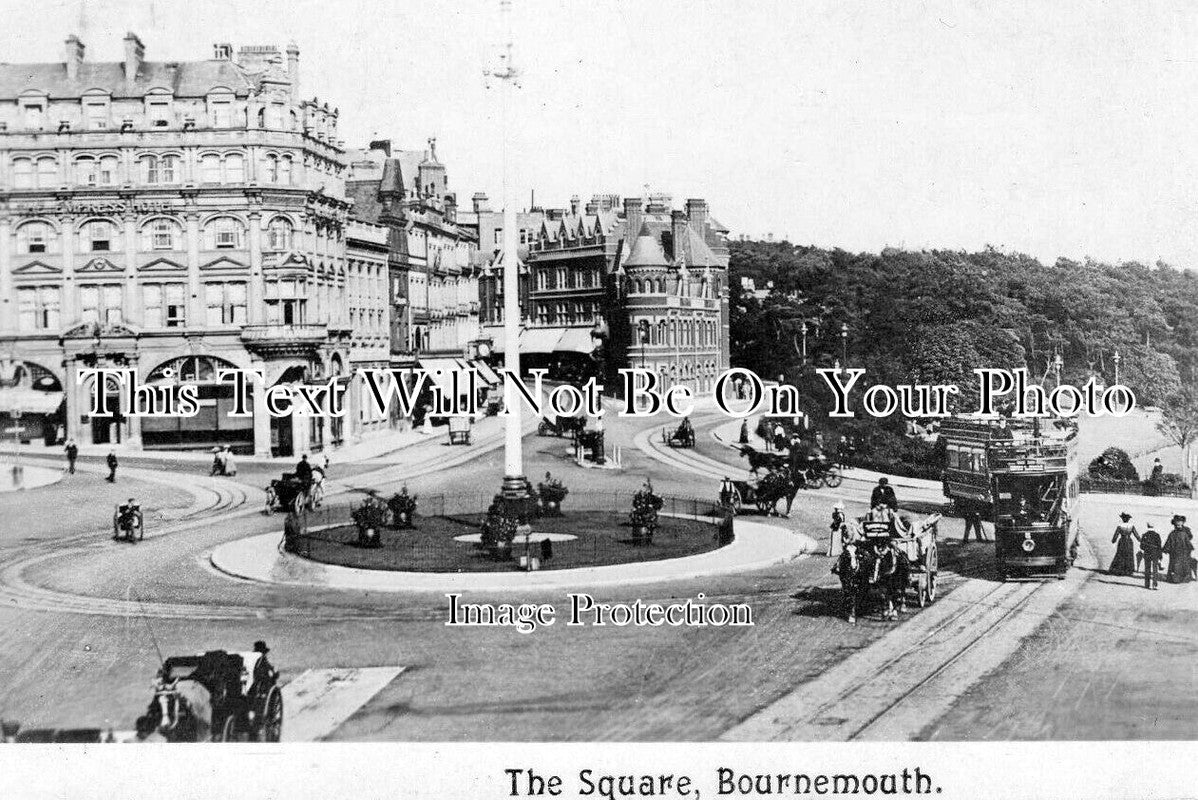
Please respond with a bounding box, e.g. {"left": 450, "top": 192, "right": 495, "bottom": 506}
{"left": 1088, "top": 447, "right": 1139, "bottom": 481}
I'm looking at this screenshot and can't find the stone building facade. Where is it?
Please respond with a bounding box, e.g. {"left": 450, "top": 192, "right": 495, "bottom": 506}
{"left": 0, "top": 32, "right": 367, "bottom": 456}
{"left": 473, "top": 193, "right": 730, "bottom": 391}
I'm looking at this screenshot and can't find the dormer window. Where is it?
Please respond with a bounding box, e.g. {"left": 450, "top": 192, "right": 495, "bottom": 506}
{"left": 22, "top": 103, "right": 45, "bottom": 131}
{"left": 84, "top": 101, "right": 109, "bottom": 130}
{"left": 210, "top": 100, "right": 231, "bottom": 128}
{"left": 146, "top": 96, "right": 172, "bottom": 128}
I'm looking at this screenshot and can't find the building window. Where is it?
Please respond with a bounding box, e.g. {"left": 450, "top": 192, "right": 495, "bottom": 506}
{"left": 147, "top": 98, "right": 172, "bottom": 127}
{"left": 140, "top": 154, "right": 179, "bottom": 185}
{"left": 494, "top": 229, "right": 502, "bottom": 245}
{"left": 16, "top": 285, "right": 60, "bottom": 330}
{"left": 84, "top": 102, "right": 109, "bottom": 130}
{"left": 144, "top": 218, "right": 181, "bottom": 251}
{"left": 22, "top": 103, "right": 45, "bottom": 131}
{"left": 17, "top": 222, "right": 51, "bottom": 254}
{"left": 267, "top": 218, "right": 293, "bottom": 251}
{"left": 264, "top": 279, "right": 304, "bottom": 325}
{"left": 204, "top": 282, "right": 247, "bottom": 325}
{"left": 209, "top": 100, "right": 232, "bottom": 128}
{"left": 143, "top": 283, "right": 187, "bottom": 328}
{"left": 85, "top": 220, "right": 117, "bottom": 252}
{"left": 201, "top": 153, "right": 222, "bottom": 184}
{"left": 12, "top": 159, "right": 33, "bottom": 189}
{"left": 76, "top": 155, "right": 118, "bottom": 186}
{"left": 224, "top": 153, "right": 244, "bottom": 183}
{"left": 205, "top": 217, "right": 244, "bottom": 250}
{"left": 79, "top": 284, "right": 123, "bottom": 325}
{"left": 36, "top": 157, "right": 58, "bottom": 188}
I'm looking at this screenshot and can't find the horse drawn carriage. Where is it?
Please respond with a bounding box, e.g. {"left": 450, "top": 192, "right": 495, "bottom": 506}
{"left": 136, "top": 648, "right": 283, "bottom": 742}
{"left": 662, "top": 419, "right": 696, "bottom": 448}
{"left": 537, "top": 413, "right": 585, "bottom": 439}
{"left": 834, "top": 511, "right": 940, "bottom": 623}
{"left": 112, "top": 501, "right": 144, "bottom": 543}
{"left": 719, "top": 455, "right": 844, "bottom": 517}
{"left": 264, "top": 468, "right": 324, "bottom": 514}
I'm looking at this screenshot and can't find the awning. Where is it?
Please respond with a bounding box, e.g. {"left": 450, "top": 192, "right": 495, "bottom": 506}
{"left": 418, "top": 358, "right": 465, "bottom": 397}
{"left": 520, "top": 328, "right": 564, "bottom": 354}
{"left": 556, "top": 328, "right": 598, "bottom": 354}
{"left": 471, "top": 359, "right": 502, "bottom": 386}
{"left": 0, "top": 387, "right": 64, "bottom": 414}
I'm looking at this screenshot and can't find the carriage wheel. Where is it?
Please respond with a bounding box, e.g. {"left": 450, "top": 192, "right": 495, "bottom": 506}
{"left": 755, "top": 496, "right": 774, "bottom": 515}
{"left": 213, "top": 714, "right": 237, "bottom": 742}
{"left": 309, "top": 483, "right": 324, "bottom": 510}
{"left": 135, "top": 519, "right": 144, "bottom": 542}
{"left": 927, "top": 570, "right": 937, "bottom": 601}
{"left": 260, "top": 687, "right": 283, "bottom": 743}
{"left": 822, "top": 467, "right": 843, "bottom": 489}
{"left": 291, "top": 492, "right": 305, "bottom": 515}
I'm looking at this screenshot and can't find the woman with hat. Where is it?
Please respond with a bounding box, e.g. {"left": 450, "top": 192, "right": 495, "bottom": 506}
{"left": 1107, "top": 512, "right": 1138, "bottom": 577}
{"left": 1163, "top": 515, "right": 1194, "bottom": 584}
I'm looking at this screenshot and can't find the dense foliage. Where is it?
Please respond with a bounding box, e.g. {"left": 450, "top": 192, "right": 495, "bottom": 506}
{"left": 729, "top": 240, "right": 1198, "bottom": 471}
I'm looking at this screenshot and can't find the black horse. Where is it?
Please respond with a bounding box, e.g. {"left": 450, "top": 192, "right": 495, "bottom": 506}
{"left": 836, "top": 539, "right": 910, "bottom": 624}
{"left": 737, "top": 445, "right": 787, "bottom": 476}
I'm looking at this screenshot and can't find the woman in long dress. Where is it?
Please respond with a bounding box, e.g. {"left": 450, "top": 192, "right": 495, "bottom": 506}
{"left": 1163, "top": 515, "right": 1194, "bottom": 584}
{"left": 1108, "top": 512, "right": 1138, "bottom": 576}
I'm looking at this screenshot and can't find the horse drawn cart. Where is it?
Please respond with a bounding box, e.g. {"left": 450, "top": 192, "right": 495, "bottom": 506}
{"left": 662, "top": 419, "right": 696, "bottom": 448}
{"left": 834, "top": 512, "right": 940, "bottom": 622}
{"left": 537, "top": 413, "right": 585, "bottom": 439}
{"left": 264, "top": 468, "right": 323, "bottom": 514}
{"left": 112, "top": 502, "right": 144, "bottom": 543}
{"left": 136, "top": 649, "right": 283, "bottom": 742}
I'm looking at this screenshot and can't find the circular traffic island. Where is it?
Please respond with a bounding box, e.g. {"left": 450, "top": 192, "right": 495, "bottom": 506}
{"left": 294, "top": 508, "right": 731, "bottom": 573}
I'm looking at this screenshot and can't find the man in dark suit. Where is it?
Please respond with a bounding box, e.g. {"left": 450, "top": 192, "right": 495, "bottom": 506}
{"left": 105, "top": 451, "right": 118, "bottom": 482}
{"left": 1140, "top": 522, "right": 1162, "bottom": 590}
{"left": 870, "top": 477, "right": 898, "bottom": 511}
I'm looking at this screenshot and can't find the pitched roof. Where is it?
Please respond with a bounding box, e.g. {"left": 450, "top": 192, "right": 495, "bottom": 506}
{"left": 679, "top": 225, "right": 726, "bottom": 268}
{"left": 346, "top": 180, "right": 384, "bottom": 223}
{"left": 623, "top": 223, "right": 670, "bottom": 268}
{"left": 0, "top": 59, "right": 256, "bottom": 99}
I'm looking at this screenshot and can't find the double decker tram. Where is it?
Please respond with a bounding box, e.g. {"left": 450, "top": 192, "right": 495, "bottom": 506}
{"left": 940, "top": 418, "right": 1081, "bottom": 580}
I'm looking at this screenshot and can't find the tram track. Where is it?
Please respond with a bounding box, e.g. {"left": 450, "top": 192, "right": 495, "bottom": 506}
{"left": 0, "top": 420, "right": 532, "bottom": 620}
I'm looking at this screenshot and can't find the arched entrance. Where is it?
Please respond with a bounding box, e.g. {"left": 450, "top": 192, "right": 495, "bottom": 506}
{"left": 141, "top": 355, "right": 253, "bottom": 452}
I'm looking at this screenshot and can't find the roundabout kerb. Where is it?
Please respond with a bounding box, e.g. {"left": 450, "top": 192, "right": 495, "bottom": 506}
{"left": 281, "top": 491, "right": 734, "bottom": 573}
{"left": 210, "top": 491, "right": 819, "bottom": 592}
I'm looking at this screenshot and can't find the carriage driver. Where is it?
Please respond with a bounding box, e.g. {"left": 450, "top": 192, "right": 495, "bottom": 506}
{"left": 245, "top": 640, "right": 278, "bottom": 705}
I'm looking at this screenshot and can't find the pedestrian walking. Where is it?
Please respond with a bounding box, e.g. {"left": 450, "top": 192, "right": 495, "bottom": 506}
{"left": 1140, "top": 522, "right": 1162, "bottom": 590}
{"left": 827, "top": 500, "right": 847, "bottom": 556}
{"left": 1108, "top": 512, "right": 1138, "bottom": 576}
{"left": 1163, "top": 515, "right": 1194, "bottom": 584}
{"left": 773, "top": 423, "right": 786, "bottom": 452}
{"left": 64, "top": 439, "right": 78, "bottom": 475}
{"left": 738, "top": 420, "right": 749, "bottom": 445}
{"left": 963, "top": 507, "right": 985, "bottom": 542}
{"left": 1148, "top": 458, "right": 1164, "bottom": 496}
{"left": 105, "top": 450, "right": 118, "bottom": 483}
{"left": 223, "top": 446, "right": 237, "bottom": 477}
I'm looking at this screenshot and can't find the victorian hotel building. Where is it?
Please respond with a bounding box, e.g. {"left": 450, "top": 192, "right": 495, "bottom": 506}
{"left": 0, "top": 33, "right": 392, "bottom": 456}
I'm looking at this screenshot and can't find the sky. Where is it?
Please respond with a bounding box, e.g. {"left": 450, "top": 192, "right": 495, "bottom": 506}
{"left": 5, "top": 0, "right": 1198, "bottom": 267}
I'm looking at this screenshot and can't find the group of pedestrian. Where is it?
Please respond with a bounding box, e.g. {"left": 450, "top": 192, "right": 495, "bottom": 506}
{"left": 1108, "top": 511, "right": 1194, "bottom": 590}
{"left": 210, "top": 446, "right": 238, "bottom": 477}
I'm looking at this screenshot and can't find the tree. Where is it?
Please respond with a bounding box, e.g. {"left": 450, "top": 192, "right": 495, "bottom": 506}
{"left": 1156, "top": 388, "right": 1198, "bottom": 481}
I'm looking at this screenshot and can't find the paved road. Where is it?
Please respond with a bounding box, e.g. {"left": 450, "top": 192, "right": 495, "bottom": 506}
{"left": 0, "top": 408, "right": 1190, "bottom": 740}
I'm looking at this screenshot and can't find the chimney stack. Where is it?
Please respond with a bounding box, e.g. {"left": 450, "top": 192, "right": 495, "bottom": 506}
{"left": 213, "top": 43, "right": 232, "bottom": 60}
{"left": 444, "top": 192, "right": 457, "bottom": 223}
{"left": 569, "top": 194, "right": 580, "bottom": 216}
{"left": 369, "top": 139, "right": 392, "bottom": 157}
{"left": 286, "top": 42, "right": 300, "bottom": 101}
{"left": 685, "top": 198, "right": 709, "bottom": 237}
{"left": 472, "top": 192, "right": 490, "bottom": 213}
{"left": 622, "top": 197, "right": 643, "bottom": 242}
{"left": 671, "top": 210, "right": 688, "bottom": 262}
{"left": 65, "top": 35, "right": 85, "bottom": 81}
{"left": 123, "top": 32, "right": 145, "bottom": 92}
{"left": 584, "top": 199, "right": 599, "bottom": 215}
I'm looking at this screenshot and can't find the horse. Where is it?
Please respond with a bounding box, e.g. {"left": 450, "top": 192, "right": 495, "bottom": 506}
{"left": 756, "top": 468, "right": 801, "bottom": 517}
{"left": 837, "top": 539, "right": 910, "bottom": 623}
{"left": 737, "top": 445, "right": 786, "bottom": 476}
{"left": 137, "top": 678, "right": 214, "bottom": 742}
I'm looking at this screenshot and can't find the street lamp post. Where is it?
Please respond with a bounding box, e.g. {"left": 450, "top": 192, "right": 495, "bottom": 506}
{"left": 840, "top": 322, "right": 849, "bottom": 366}
{"left": 638, "top": 320, "right": 650, "bottom": 369}
{"left": 1113, "top": 350, "right": 1121, "bottom": 386}
{"left": 490, "top": 0, "right": 528, "bottom": 508}
{"left": 799, "top": 320, "right": 808, "bottom": 366}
